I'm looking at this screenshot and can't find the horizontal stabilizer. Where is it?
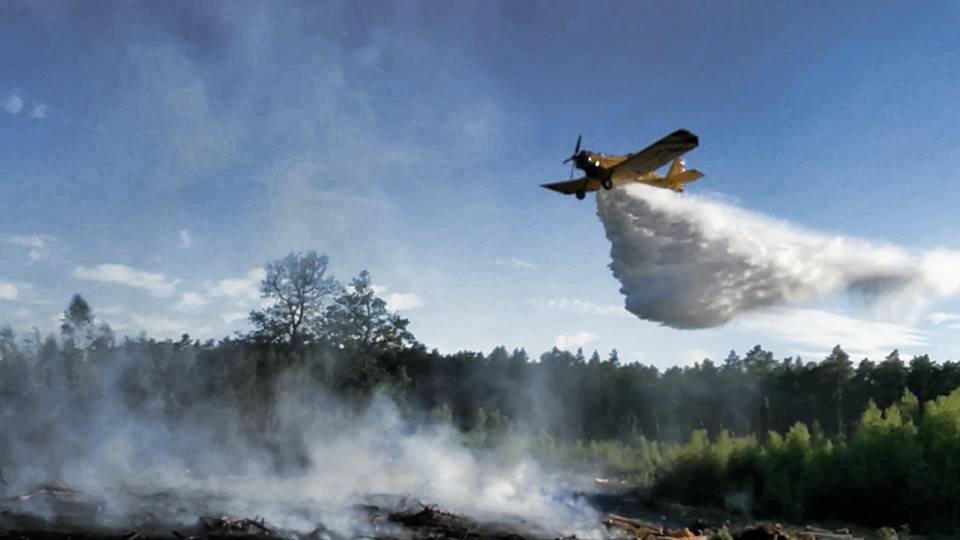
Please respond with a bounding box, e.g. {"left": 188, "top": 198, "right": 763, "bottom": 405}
{"left": 541, "top": 177, "right": 601, "bottom": 195}
{"left": 667, "top": 169, "right": 704, "bottom": 190}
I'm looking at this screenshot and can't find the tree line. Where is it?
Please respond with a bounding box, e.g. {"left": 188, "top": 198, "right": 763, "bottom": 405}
{"left": 3, "top": 251, "right": 960, "bottom": 531}
{"left": 649, "top": 387, "right": 960, "bottom": 532}
{"left": 2, "top": 251, "right": 959, "bottom": 446}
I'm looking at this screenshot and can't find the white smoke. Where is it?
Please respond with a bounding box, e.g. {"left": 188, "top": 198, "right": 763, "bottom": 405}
{"left": 1, "top": 364, "right": 599, "bottom": 537}
{"left": 598, "top": 184, "right": 960, "bottom": 329}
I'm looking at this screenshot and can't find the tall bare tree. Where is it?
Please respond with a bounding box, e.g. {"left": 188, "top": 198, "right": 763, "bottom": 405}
{"left": 249, "top": 251, "right": 341, "bottom": 345}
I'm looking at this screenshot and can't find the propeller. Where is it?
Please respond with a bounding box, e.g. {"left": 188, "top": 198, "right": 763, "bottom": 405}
{"left": 562, "top": 134, "right": 582, "bottom": 180}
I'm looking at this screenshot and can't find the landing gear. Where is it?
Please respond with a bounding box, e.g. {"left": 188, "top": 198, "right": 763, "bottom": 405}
{"left": 575, "top": 190, "right": 586, "bottom": 200}
{"left": 602, "top": 177, "right": 613, "bottom": 190}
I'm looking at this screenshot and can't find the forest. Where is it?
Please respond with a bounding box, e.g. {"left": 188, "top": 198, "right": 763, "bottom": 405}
{"left": 2, "top": 251, "right": 960, "bottom": 532}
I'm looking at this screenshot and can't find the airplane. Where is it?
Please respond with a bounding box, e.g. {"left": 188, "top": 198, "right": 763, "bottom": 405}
{"left": 541, "top": 129, "right": 704, "bottom": 200}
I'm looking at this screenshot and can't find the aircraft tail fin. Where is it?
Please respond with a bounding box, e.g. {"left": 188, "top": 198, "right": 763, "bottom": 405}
{"left": 667, "top": 157, "right": 686, "bottom": 178}
{"left": 663, "top": 157, "right": 703, "bottom": 191}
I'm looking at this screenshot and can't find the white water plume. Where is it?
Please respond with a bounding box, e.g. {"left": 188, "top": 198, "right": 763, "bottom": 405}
{"left": 598, "top": 184, "right": 960, "bottom": 329}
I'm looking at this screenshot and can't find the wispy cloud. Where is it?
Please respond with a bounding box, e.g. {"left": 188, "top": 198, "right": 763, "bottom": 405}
{"left": 177, "top": 229, "right": 192, "bottom": 249}
{"left": 682, "top": 349, "right": 712, "bottom": 366}
{"left": 129, "top": 314, "right": 187, "bottom": 336}
{"left": 737, "top": 307, "right": 928, "bottom": 360}
{"left": 546, "top": 297, "right": 630, "bottom": 318}
{"left": 495, "top": 257, "right": 537, "bottom": 271}
{"left": 928, "top": 311, "right": 960, "bottom": 330}
{"left": 30, "top": 104, "right": 47, "bottom": 119}
{"left": 4, "top": 94, "right": 23, "bottom": 114}
{"left": 207, "top": 268, "right": 264, "bottom": 303}
{"left": 554, "top": 331, "right": 598, "bottom": 351}
{"left": 98, "top": 305, "right": 124, "bottom": 316}
{"left": 929, "top": 311, "right": 960, "bottom": 326}
{"left": 3, "top": 234, "right": 55, "bottom": 261}
{"left": 175, "top": 292, "right": 208, "bottom": 310}
{"left": 221, "top": 311, "right": 248, "bottom": 325}
{"left": 0, "top": 281, "right": 49, "bottom": 307}
{"left": 0, "top": 281, "right": 18, "bottom": 302}
{"left": 72, "top": 264, "right": 179, "bottom": 297}
{"left": 385, "top": 292, "right": 424, "bottom": 311}
{"left": 373, "top": 284, "right": 424, "bottom": 311}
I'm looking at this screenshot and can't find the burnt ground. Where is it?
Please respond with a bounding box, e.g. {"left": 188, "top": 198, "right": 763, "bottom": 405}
{"left": 580, "top": 485, "right": 869, "bottom": 540}
{"left": 0, "top": 483, "right": 871, "bottom": 540}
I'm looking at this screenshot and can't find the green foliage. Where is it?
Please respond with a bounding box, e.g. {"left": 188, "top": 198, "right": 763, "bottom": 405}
{"left": 651, "top": 389, "right": 960, "bottom": 533}
{"left": 530, "top": 434, "right": 676, "bottom": 485}
{"left": 899, "top": 389, "right": 920, "bottom": 425}
{"left": 322, "top": 270, "right": 415, "bottom": 355}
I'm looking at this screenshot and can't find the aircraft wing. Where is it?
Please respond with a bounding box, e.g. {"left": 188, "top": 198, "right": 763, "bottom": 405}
{"left": 611, "top": 129, "right": 699, "bottom": 178}
{"left": 541, "top": 177, "right": 601, "bottom": 194}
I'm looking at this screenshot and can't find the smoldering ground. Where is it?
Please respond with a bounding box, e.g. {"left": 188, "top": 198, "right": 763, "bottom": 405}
{"left": 598, "top": 184, "right": 960, "bottom": 329}
{"left": 0, "top": 350, "right": 599, "bottom": 538}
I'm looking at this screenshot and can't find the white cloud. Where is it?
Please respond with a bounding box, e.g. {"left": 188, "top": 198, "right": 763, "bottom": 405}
{"left": 178, "top": 229, "right": 192, "bottom": 249}
{"left": 207, "top": 268, "right": 265, "bottom": 302}
{"left": 221, "top": 311, "right": 249, "bottom": 325}
{"left": 495, "top": 257, "right": 537, "bottom": 271}
{"left": 4, "top": 94, "right": 23, "bottom": 114}
{"left": 384, "top": 292, "right": 424, "bottom": 311}
{"left": 682, "top": 349, "right": 712, "bottom": 366}
{"left": 929, "top": 311, "right": 960, "bottom": 326}
{"left": 3, "top": 234, "right": 54, "bottom": 261}
{"left": 72, "top": 264, "right": 179, "bottom": 297}
{"left": 0, "top": 281, "right": 48, "bottom": 306}
{"left": 0, "top": 281, "right": 18, "bottom": 301}
{"left": 546, "top": 297, "right": 630, "bottom": 318}
{"left": 98, "top": 305, "right": 124, "bottom": 316}
{"left": 1, "top": 95, "right": 45, "bottom": 118}
{"left": 371, "top": 284, "right": 423, "bottom": 311}
{"left": 129, "top": 314, "right": 187, "bottom": 337}
{"left": 176, "top": 292, "right": 208, "bottom": 309}
{"left": 928, "top": 311, "right": 960, "bottom": 331}
{"left": 192, "top": 326, "right": 216, "bottom": 338}
{"left": 554, "top": 331, "right": 598, "bottom": 351}
{"left": 737, "top": 307, "right": 928, "bottom": 360}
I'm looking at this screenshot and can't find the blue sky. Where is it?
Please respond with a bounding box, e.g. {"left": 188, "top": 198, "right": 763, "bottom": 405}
{"left": 3, "top": 1, "right": 960, "bottom": 367}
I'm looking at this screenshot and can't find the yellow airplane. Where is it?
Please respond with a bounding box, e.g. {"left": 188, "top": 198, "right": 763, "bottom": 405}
{"left": 542, "top": 129, "right": 704, "bottom": 199}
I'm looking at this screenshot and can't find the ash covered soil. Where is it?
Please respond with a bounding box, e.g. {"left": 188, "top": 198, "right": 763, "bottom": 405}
{"left": 0, "top": 482, "right": 867, "bottom": 540}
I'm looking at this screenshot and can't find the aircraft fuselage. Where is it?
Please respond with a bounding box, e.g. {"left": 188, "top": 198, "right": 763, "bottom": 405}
{"left": 575, "top": 152, "right": 667, "bottom": 189}
{"left": 542, "top": 129, "right": 704, "bottom": 198}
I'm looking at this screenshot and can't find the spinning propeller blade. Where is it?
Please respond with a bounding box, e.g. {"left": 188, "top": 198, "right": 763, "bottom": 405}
{"left": 562, "top": 134, "right": 582, "bottom": 180}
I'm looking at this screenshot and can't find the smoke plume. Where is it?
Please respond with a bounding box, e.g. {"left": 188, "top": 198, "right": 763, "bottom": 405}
{"left": 598, "top": 184, "right": 960, "bottom": 329}
{"left": 0, "top": 352, "right": 597, "bottom": 537}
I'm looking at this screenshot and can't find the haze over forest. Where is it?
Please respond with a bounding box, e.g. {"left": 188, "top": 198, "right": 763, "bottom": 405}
{"left": 4, "top": 250, "right": 960, "bottom": 532}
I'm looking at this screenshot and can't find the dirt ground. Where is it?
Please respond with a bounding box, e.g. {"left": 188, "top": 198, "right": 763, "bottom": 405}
{"left": 0, "top": 482, "right": 893, "bottom": 540}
